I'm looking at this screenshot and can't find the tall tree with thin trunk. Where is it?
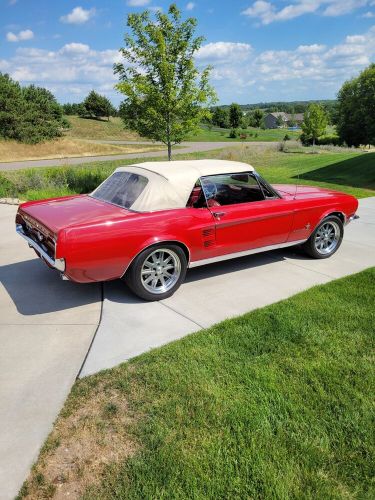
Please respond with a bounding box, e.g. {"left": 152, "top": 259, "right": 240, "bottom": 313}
{"left": 229, "top": 103, "right": 242, "bottom": 129}
{"left": 302, "top": 103, "right": 327, "bottom": 147}
{"left": 115, "top": 4, "right": 217, "bottom": 160}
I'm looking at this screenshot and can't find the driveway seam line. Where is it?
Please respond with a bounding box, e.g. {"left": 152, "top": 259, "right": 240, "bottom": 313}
{"left": 159, "top": 302, "right": 205, "bottom": 329}
{"left": 76, "top": 282, "right": 104, "bottom": 379}
{"left": 283, "top": 260, "right": 337, "bottom": 279}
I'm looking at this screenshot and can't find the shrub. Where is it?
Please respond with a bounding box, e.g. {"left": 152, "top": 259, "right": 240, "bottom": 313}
{"left": 229, "top": 128, "right": 237, "bottom": 138}
{"left": 317, "top": 135, "right": 343, "bottom": 146}
{"left": 300, "top": 132, "right": 342, "bottom": 146}
{"left": 283, "top": 134, "right": 291, "bottom": 141}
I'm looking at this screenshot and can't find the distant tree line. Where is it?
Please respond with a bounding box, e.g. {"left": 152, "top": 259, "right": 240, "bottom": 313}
{"left": 210, "top": 104, "right": 265, "bottom": 130}
{"left": 62, "top": 91, "right": 118, "bottom": 120}
{"left": 217, "top": 100, "right": 338, "bottom": 117}
{"left": 0, "top": 72, "right": 68, "bottom": 144}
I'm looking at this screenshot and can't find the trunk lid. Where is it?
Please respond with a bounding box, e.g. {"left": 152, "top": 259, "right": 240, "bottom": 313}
{"left": 19, "top": 194, "right": 136, "bottom": 233}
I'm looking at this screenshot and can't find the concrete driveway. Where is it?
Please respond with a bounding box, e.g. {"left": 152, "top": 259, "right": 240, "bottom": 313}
{"left": 0, "top": 198, "right": 374, "bottom": 498}
{"left": 0, "top": 205, "right": 101, "bottom": 500}
{"left": 80, "top": 197, "right": 375, "bottom": 376}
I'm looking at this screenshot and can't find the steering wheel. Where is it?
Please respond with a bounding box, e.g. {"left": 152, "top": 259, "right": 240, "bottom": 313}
{"left": 201, "top": 179, "right": 217, "bottom": 200}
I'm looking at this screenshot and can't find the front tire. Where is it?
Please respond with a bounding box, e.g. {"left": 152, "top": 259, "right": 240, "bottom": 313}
{"left": 125, "top": 245, "right": 187, "bottom": 301}
{"left": 302, "top": 215, "right": 343, "bottom": 259}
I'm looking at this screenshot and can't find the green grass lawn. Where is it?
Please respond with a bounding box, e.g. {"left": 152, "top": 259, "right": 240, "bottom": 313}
{"left": 19, "top": 268, "right": 375, "bottom": 499}
{"left": 63, "top": 117, "right": 301, "bottom": 143}
{"left": 1, "top": 146, "right": 374, "bottom": 201}
{"left": 186, "top": 125, "right": 301, "bottom": 142}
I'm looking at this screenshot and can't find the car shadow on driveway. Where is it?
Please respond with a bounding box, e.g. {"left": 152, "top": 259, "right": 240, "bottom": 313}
{"left": 107, "top": 247, "right": 306, "bottom": 305}
{"left": 0, "top": 258, "right": 101, "bottom": 316}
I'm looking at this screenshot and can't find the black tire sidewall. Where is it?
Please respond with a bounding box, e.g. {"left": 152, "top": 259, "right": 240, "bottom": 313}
{"left": 303, "top": 215, "right": 344, "bottom": 259}
{"left": 125, "top": 244, "right": 187, "bottom": 301}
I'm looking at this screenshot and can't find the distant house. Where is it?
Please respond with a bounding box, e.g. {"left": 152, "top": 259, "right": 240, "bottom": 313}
{"left": 264, "top": 112, "right": 304, "bottom": 129}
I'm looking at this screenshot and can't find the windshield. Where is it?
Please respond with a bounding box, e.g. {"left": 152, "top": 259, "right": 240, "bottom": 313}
{"left": 91, "top": 172, "right": 148, "bottom": 209}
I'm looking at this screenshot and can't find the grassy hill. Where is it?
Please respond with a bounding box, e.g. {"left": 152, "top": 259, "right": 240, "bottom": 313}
{"left": 64, "top": 116, "right": 142, "bottom": 141}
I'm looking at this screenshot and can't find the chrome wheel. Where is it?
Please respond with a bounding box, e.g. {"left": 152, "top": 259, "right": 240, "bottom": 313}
{"left": 314, "top": 221, "right": 340, "bottom": 255}
{"left": 140, "top": 248, "right": 181, "bottom": 295}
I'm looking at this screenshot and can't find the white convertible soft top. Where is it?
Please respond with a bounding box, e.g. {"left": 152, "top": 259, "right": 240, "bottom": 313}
{"left": 114, "top": 159, "right": 254, "bottom": 212}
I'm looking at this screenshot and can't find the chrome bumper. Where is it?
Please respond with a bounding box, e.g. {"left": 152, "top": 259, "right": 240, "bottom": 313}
{"left": 347, "top": 214, "right": 360, "bottom": 224}
{"left": 16, "top": 224, "right": 65, "bottom": 272}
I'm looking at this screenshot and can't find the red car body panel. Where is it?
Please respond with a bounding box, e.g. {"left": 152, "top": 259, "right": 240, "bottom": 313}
{"left": 16, "top": 183, "right": 358, "bottom": 283}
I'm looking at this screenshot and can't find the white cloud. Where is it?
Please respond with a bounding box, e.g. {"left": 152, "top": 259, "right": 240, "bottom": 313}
{"left": 362, "top": 11, "right": 375, "bottom": 17}
{"left": 196, "top": 25, "right": 375, "bottom": 101}
{"left": 323, "top": 0, "right": 367, "bottom": 16}
{"left": 242, "top": 1, "right": 371, "bottom": 25}
{"left": 6, "top": 29, "right": 34, "bottom": 42}
{"left": 126, "top": 0, "right": 151, "bottom": 6}
{"left": 197, "top": 42, "right": 252, "bottom": 62}
{"left": 297, "top": 44, "right": 326, "bottom": 53}
{"left": 149, "top": 6, "right": 163, "bottom": 12}
{"left": 60, "top": 6, "right": 96, "bottom": 24}
{"left": 60, "top": 42, "right": 90, "bottom": 54}
{"left": 2, "top": 26, "right": 374, "bottom": 104}
{"left": 186, "top": 2, "right": 195, "bottom": 10}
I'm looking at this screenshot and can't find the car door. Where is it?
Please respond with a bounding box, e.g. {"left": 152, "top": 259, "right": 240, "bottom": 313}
{"left": 200, "top": 172, "right": 294, "bottom": 257}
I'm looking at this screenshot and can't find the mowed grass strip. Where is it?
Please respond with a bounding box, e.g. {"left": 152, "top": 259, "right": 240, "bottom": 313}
{"left": 20, "top": 269, "right": 375, "bottom": 499}
{"left": 1, "top": 146, "right": 374, "bottom": 200}
{"left": 186, "top": 125, "right": 301, "bottom": 142}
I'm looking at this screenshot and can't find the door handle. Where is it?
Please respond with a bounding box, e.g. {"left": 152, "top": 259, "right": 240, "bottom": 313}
{"left": 213, "top": 211, "right": 225, "bottom": 218}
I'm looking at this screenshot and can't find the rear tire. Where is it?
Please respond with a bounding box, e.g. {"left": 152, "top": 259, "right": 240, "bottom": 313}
{"left": 125, "top": 244, "right": 187, "bottom": 301}
{"left": 302, "top": 215, "right": 343, "bottom": 259}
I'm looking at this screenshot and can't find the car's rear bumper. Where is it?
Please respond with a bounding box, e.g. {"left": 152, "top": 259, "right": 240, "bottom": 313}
{"left": 16, "top": 224, "right": 66, "bottom": 272}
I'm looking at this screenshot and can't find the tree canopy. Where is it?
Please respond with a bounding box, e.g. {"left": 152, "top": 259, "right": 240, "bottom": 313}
{"left": 229, "top": 103, "right": 242, "bottom": 129}
{"left": 115, "top": 3, "right": 216, "bottom": 159}
{"left": 336, "top": 64, "right": 375, "bottom": 147}
{"left": 301, "top": 104, "right": 328, "bottom": 146}
{"left": 79, "top": 91, "right": 115, "bottom": 121}
{"left": 0, "top": 73, "right": 66, "bottom": 143}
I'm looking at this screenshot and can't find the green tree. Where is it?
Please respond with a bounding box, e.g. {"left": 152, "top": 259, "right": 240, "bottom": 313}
{"left": 301, "top": 103, "right": 328, "bottom": 147}
{"left": 80, "top": 91, "right": 113, "bottom": 121}
{"left": 252, "top": 108, "right": 264, "bottom": 128}
{"left": 0, "top": 73, "right": 65, "bottom": 143}
{"left": 275, "top": 114, "right": 284, "bottom": 127}
{"left": 229, "top": 103, "right": 242, "bottom": 129}
{"left": 336, "top": 64, "right": 375, "bottom": 147}
{"left": 211, "top": 107, "right": 229, "bottom": 128}
{"left": 115, "top": 3, "right": 216, "bottom": 160}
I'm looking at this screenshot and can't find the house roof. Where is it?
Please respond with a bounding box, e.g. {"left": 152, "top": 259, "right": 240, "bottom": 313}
{"left": 267, "top": 112, "right": 304, "bottom": 121}
{"left": 110, "top": 160, "right": 254, "bottom": 212}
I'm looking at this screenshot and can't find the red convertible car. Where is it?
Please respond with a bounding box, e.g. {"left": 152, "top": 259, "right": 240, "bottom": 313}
{"left": 16, "top": 160, "right": 359, "bottom": 300}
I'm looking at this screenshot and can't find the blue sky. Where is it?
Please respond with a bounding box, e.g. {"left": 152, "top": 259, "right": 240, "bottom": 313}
{"left": 1, "top": 0, "right": 374, "bottom": 105}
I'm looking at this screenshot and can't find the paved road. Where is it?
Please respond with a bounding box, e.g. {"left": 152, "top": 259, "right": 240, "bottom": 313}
{"left": 0, "top": 205, "right": 101, "bottom": 500}
{"left": 0, "top": 141, "right": 272, "bottom": 171}
{"left": 0, "top": 197, "right": 374, "bottom": 498}
{"left": 80, "top": 197, "right": 375, "bottom": 376}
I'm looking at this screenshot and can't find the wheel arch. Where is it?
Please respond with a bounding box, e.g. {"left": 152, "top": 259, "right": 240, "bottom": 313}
{"left": 121, "top": 239, "right": 191, "bottom": 278}
{"left": 310, "top": 210, "right": 346, "bottom": 236}
{"left": 325, "top": 211, "right": 346, "bottom": 224}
